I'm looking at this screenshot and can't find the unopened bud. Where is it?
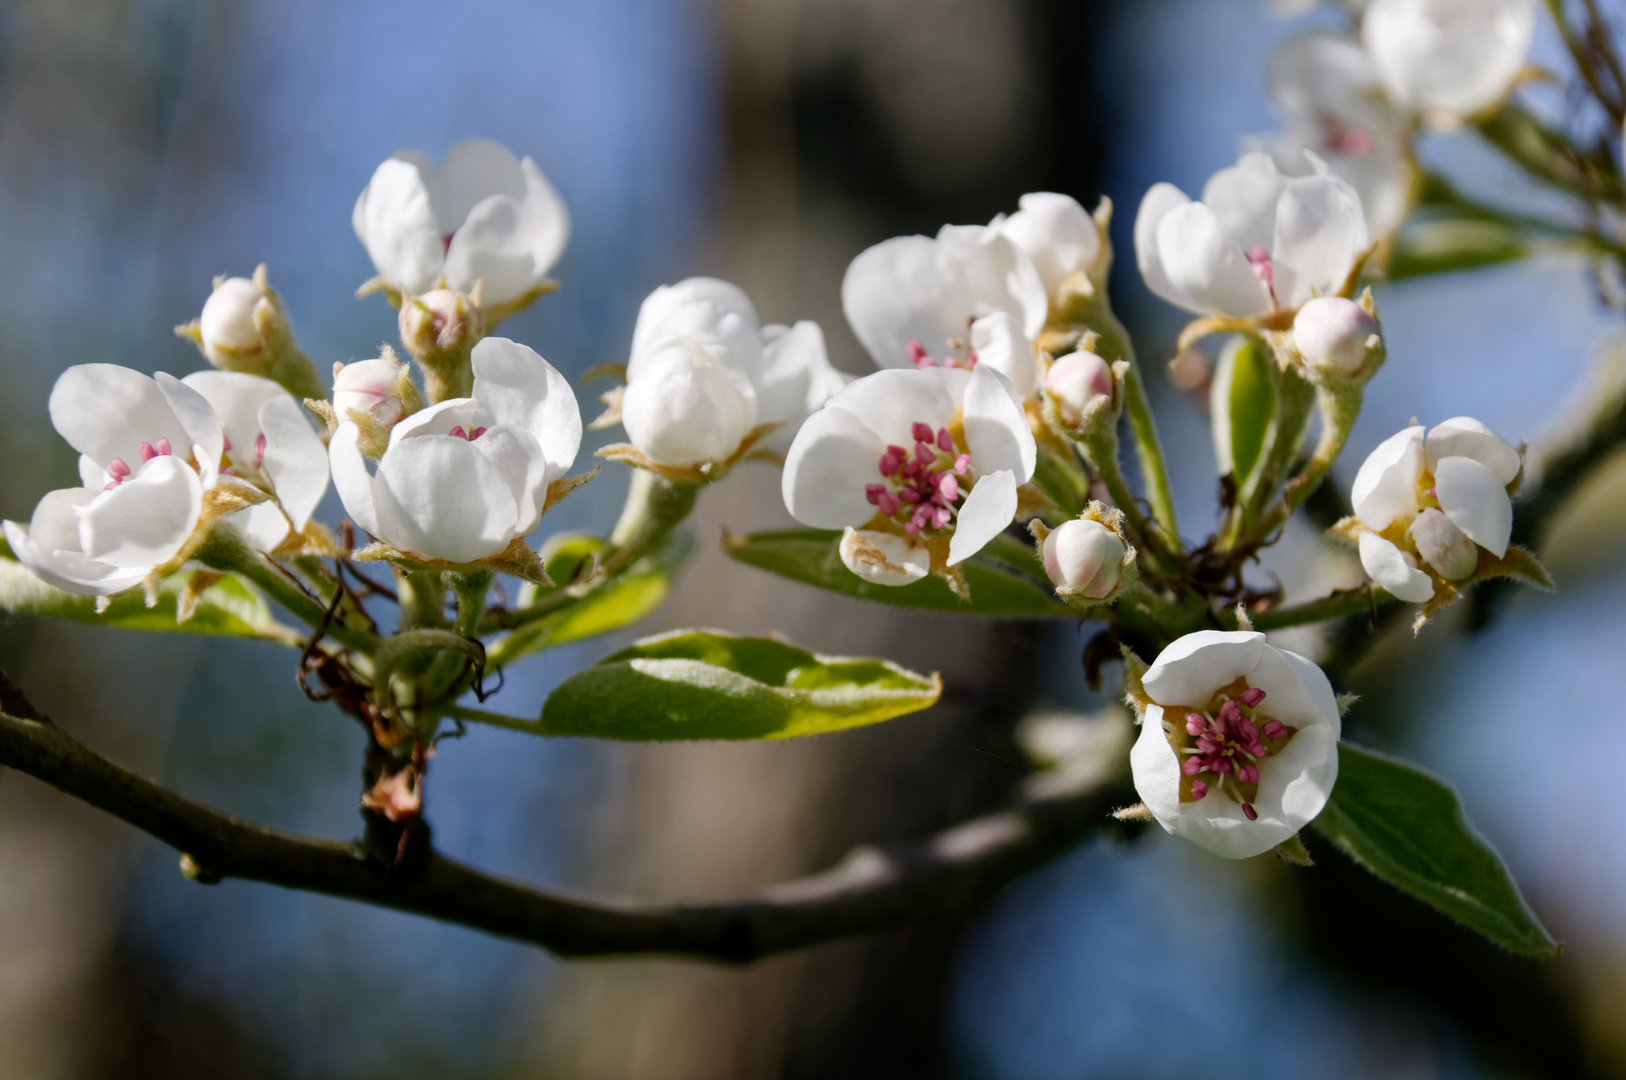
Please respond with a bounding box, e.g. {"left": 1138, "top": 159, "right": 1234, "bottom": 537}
{"left": 1042, "top": 517, "right": 1126, "bottom": 600}
{"left": 334, "top": 354, "right": 422, "bottom": 431}
{"left": 400, "top": 288, "right": 486, "bottom": 402}
{"left": 1293, "top": 296, "right": 1380, "bottom": 380}
{"left": 1044, "top": 350, "right": 1114, "bottom": 426}
{"left": 199, "top": 277, "right": 266, "bottom": 363}
{"left": 622, "top": 339, "right": 757, "bottom": 466}
{"left": 1407, "top": 507, "right": 1477, "bottom": 581}
{"left": 177, "top": 265, "right": 323, "bottom": 401}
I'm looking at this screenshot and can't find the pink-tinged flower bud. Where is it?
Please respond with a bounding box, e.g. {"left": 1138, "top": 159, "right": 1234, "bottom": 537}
{"left": 199, "top": 277, "right": 266, "bottom": 363}
{"left": 334, "top": 357, "right": 419, "bottom": 430}
{"left": 1293, "top": 296, "right": 1380, "bottom": 379}
{"left": 1044, "top": 350, "right": 1113, "bottom": 426}
{"left": 399, "top": 288, "right": 486, "bottom": 402}
{"left": 1041, "top": 517, "right": 1126, "bottom": 600}
{"left": 1407, "top": 506, "right": 1479, "bottom": 581}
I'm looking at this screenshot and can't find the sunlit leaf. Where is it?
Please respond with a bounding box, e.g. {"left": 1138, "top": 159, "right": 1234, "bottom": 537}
{"left": 1313, "top": 743, "right": 1561, "bottom": 959}
{"left": 1388, "top": 213, "right": 1528, "bottom": 281}
{"left": 723, "top": 528, "right": 1074, "bottom": 618}
{"left": 1211, "top": 334, "right": 1274, "bottom": 490}
{"left": 538, "top": 629, "right": 941, "bottom": 740}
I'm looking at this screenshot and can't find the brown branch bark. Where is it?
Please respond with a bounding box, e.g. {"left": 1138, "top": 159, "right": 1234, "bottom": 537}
{"left": 0, "top": 675, "right": 1128, "bottom": 963}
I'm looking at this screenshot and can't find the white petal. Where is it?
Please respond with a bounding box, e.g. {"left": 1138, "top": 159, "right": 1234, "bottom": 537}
{"left": 961, "top": 365, "right": 1036, "bottom": 481}
{"left": 1434, "top": 455, "right": 1512, "bottom": 557}
{"left": 1426, "top": 416, "right": 1520, "bottom": 484}
{"left": 631, "top": 278, "right": 759, "bottom": 363}
{"left": 1142, "top": 630, "right": 1266, "bottom": 707}
{"left": 76, "top": 456, "right": 202, "bottom": 569}
{"left": 1129, "top": 704, "right": 1184, "bottom": 830}
{"left": 842, "top": 235, "right": 964, "bottom": 370}
{"left": 471, "top": 423, "right": 548, "bottom": 536}
{"left": 1156, "top": 202, "right": 1273, "bottom": 318}
{"left": 820, "top": 368, "right": 957, "bottom": 449}
{"left": 389, "top": 398, "right": 487, "bottom": 447}
{"left": 5, "top": 490, "right": 147, "bottom": 595}
{"left": 622, "top": 340, "right": 756, "bottom": 466}
{"left": 1271, "top": 170, "right": 1369, "bottom": 309}
{"left": 934, "top": 224, "right": 1049, "bottom": 342}
{"left": 781, "top": 405, "right": 887, "bottom": 529}
{"left": 471, "top": 337, "right": 581, "bottom": 481}
{"left": 230, "top": 502, "right": 293, "bottom": 553}
{"left": 839, "top": 528, "right": 930, "bottom": 587}
{"left": 1133, "top": 183, "right": 1201, "bottom": 313}
{"left": 443, "top": 195, "right": 538, "bottom": 304}
{"left": 968, "top": 311, "right": 1039, "bottom": 398}
{"left": 754, "top": 320, "right": 848, "bottom": 452}
{"left": 49, "top": 365, "right": 189, "bottom": 472}
{"left": 517, "top": 156, "right": 571, "bottom": 279}
{"left": 947, "top": 469, "right": 1017, "bottom": 565}
{"left": 371, "top": 436, "right": 520, "bottom": 563}
{"left": 353, "top": 154, "right": 444, "bottom": 294}
{"left": 257, "top": 394, "right": 329, "bottom": 531}
{"left": 994, "top": 191, "right": 1101, "bottom": 295}
{"left": 78, "top": 455, "right": 108, "bottom": 489}
{"left": 1363, "top": 0, "right": 1535, "bottom": 118}
{"left": 181, "top": 370, "right": 283, "bottom": 470}
{"left": 328, "top": 423, "right": 384, "bottom": 539}
{"left": 627, "top": 299, "right": 764, "bottom": 385}
{"left": 1201, "top": 151, "right": 1288, "bottom": 255}
{"left": 427, "top": 137, "right": 524, "bottom": 234}
{"left": 1358, "top": 531, "right": 1435, "bottom": 601}
{"left": 1351, "top": 425, "right": 1425, "bottom": 530}
{"left": 154, "top": 372, "right": 226, "bottom": 479}
{"left": 1408, "top": 507, "right": 1479, "bottom": 580}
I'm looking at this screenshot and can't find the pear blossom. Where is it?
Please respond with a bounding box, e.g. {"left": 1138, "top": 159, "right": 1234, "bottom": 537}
{"left": 623, "top": 277, "right": 846, "bottom": 463}
{"left": 1256, "top": 32, "right": 1414, "bottom": 239}
{"left": 353, "top": 138, "right": 570, "bottom": 306}
{"left": 1042, "top": 518, "right": 1126, "bottom": 600}
{"left": 1129, "top": 630, "right": 1341, "bottom": 858}
{"left": 330, "top": 337, "right": 581, "bottom": 564}
{"left": 842, "top": 225, "right": 1048, "bottom": 397}
{"left": 991, "top": 192, "right": 1103, "bottom": 296}
{"left": 4, "top": 365, "right": 230, "bottom": 595}
{"left": 1135, "top": 151, "right": 1369, "bottom": 319}
{"left": 1348, "top": 417, "right": 1519, "bottom": 601}
{"left": 782, "top": 365, "right": 1037, "bottom": 582}
{"left": 1363, "top": 0, "right": 1536, "bottom": 122}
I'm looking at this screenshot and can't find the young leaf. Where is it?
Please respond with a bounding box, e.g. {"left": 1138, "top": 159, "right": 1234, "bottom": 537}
{"left": 1211, "top": 334, "right": 1274, "bottom": 490}
{"left": 0, "top": 553, "right": 296, "bottom": 644}
{"left": 1387, "top": 213, "right": 1528, "bottom": 281}
{"left": 723, "top": 528, "right": 1074, "bottom": 618}
{"left": 1313, "top": 743, "right": 1561, "bottom": 959}
{"left": 486, "top": 529, "right": 692, "bottom": 668}
{"left": 539, "top": 629, "right": 941, "bottom": 740}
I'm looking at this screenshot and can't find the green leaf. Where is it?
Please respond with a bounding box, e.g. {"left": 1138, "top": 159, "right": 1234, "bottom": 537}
{"left": 723, "top": 528, "right": 1074, "bottom": 618}
{"left": 1211, "top": 335, "right": 1274, "bottom": 489}
{"left": 1388, "top": 213, "right": 1528, "bottom": 281}
{"left": 487, "top": 529, "right": 692, "bottom": 667}
{"left": 1313, "top": 743, "right": 1561, "bottom": 958}
{"left": 0, "top": 549, "right": 295, "bottom": 643}
{"left": 539, "top": 629, "right": 941, "bottom": 740}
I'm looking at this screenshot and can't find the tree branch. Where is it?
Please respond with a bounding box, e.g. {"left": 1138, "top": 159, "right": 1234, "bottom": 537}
{"left": 0, "top": 675, "right": 1129, "bottom": 964}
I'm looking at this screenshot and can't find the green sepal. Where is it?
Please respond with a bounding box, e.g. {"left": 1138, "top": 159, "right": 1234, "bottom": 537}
{"left": 1211, "top": 335, "right": 1275, "bottom": 492}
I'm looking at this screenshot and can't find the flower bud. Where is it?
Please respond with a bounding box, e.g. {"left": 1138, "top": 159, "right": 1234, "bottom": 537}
{"left": 333, "top": 353, "right": 422, "bottom": 440}
{"left": 1293, "top": 296, "right": 1380, "bottom": 380}
{"left": 399, "top": 288, "right": 486, "bottom": 402}
{"left": 1044, "top": 350, "right": 1114, "bottom": 427}
{"left": 177, "top": 265, "right": 324, "bottom": 401}
{"left": 199, "top": 277, "right": 266, "bottom": 363}
{"left": 1042, "top": 517, "right": 1126, "bottom": 600}
{"left": 1407, "top": 507, "right": 1478, "bottom": 581}
{"left": 622, "top": 339, "right": 757, "bottom": 466}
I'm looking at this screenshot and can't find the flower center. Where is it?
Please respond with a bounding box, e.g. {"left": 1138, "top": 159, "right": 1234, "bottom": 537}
{"left": 1319, "top": 116, "right": 1373, "bottom": 157}
{"left": 103, "top": 438, "right": 174, "bottom": 489}
{"left": 865, "top": 421, "right": 974, "bottom": 538}
{"left": 907, "top": 338, "right": 977, "bottom": 372}
{"left": 447, "top": 425, "right": 487, "bottom": 442}
{"left": 1244, "top": 245, "right": 1277, "bottom": 303}
{"left": 1166, "top": 681, "right": 1296, "bottom": 821}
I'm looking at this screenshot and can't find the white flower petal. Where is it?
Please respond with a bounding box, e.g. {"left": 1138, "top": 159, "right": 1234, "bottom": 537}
{"left": 994, "top": 191, "right": 1101, "bottom": 296}
{"left": 820, "top": 368, "right": 957, "bottom": 449}
{"left": 5, "top": 490, "right": 147, "bottom": 595}
{"left": 517, "top": 156, "right": 571, "bottom": 280}
{"left": 839, "top": 528, "right": 931, "bottom": 587}
{"left": 471, "top": 424, "right": 547, "bottom": 536}
{"left": 443, "top": 194, "right": 537, "bottom": 304}
{"left": 1271, "top": 170, "right": 1369, "bottom": 310}
{"left": 935, "top": 224, "right": 1048, "bottom": 342}
{"left": 353, "top": 154, "right": 444, "bottom": 294}
{"left": 1408, "top": 506, "right": 1479, "bottom": 580}
{"left": 371, "top": 436, "right": 520, "bottom": 563}
{"left": 627, "top": 299, "right": 764, "bottom": 385}
{"left": 428, "top": 137, "right": 524, "bottom": 236}
{"left": 968, "top": 311, "right": 1039, "bottom": 398}
{"left": 471, "top": 337, "right": 581, "bottom": 481}
{"left": 329, "top": 423, "right": 384, "bottom": 539}
{"left": 181, "top": 370, "right": 281, "bottom": 467}
{"left": 1364, "top": 0, "right": 1535, "bottom": 118}
{"left": 1358, "top": 531, "right": 1435, "bottom": 601}
{"left": 1134, "top": 183, "right": 1201, "bottom": 313}
{"left": 1142, "top": 629, "right": 1266, "bottom": 707}
{"left": 755, "top": 320, "right": 848, "bottom": 452}
{"left": 75, "top": 456, "right": 202, "bottom": 569}
{"left": 842, "top": 235, "right": 965, "bottom": 370}
{"left": 781, "top": 405, "right": 886, "bottom": 528}
{"left": 1156, "top": 202, "right": 1273, "bottom": 318}
{"left": 257, "top": 394, "right": 329, "bottom": 531}
{"left": 961, "top": 365, "right": 1036, "bottom": 481}
{"left": 947, "top": 469, "right": 1017, "bottom": 565}
{"left": 1201, "top": 151, "right": 1288, "bottom": 255}
{"left": 78, "top": 455, "right": 107, "bottom": 489}
{"left": 1426, "top": 416, "right": 1520, "bottom": 484}
{"left": 631, "top": 278, "right": 759, "bottom": 363}
{"left": 154, "top": 372, "right": 225, "bottom": 478}
{"left": 49, "top": 365, "right": 190, "bottom": 472}
{"left": 230, "top": 502, "right": 293, "bottom": 553}
{"left": 1351, "top": 425, "right": 1425, "bottom": 530}
{"left": 1434, "top": 455, "right": 1512, "bottom": 557}
{"left": 621, "top": 341, "right": 756, "bottom": 466}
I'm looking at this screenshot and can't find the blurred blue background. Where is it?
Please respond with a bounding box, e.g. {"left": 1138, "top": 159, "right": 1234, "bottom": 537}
{"left": 0, "top": 0, "right": 1622, "bottom": 1077}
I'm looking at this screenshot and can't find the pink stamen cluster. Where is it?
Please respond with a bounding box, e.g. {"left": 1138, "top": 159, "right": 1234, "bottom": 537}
{"left": 1319, "top": 116, "right": 1373, "bottom": 157}
{"left": 906, "top": 339, "right": 977, "bottom": 371}
{"left": 1180, "top": 685, "right": 1289, "bottom": 821}
{"left": 1244, "top": 245, "right": 1276, "bottom": 303}
{"left": 447, "top": 425, "right": 487, "bottom": 441}
{"left": 103, "top": 438, "right": 175, "bottom": 490}
{"left": 865, "top": 421, "right": 973, "bottom": 536}
{"left": 252, "top": 432, "right": 267, "bottom": 469}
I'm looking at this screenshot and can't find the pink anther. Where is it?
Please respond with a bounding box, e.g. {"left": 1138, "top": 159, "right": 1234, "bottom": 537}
{"left": 954, "top": 453, "right": 971, "bottom": 475}
{"left": 1262, "top": 720, "right": 1287, "bottom": 739}
{"left": 1241, "top": 802, "right": 1258, "bottom": 821}
{"left": 1191, "top": 779, "right": 1208, "bottom": 800}
{"left": 1238, "top": 687, "right": 1266, "bottom": 708}
{"left": 1186, "top": 712, "right": 1207, "bottom": 737}
{"left": 253, "top": 433, "right": 267, "bottom": 468}
{"left": 1238, "top": 763, "right": 1259, "bottom": 784}
{"left": 139, "top": 442, "right": 157, "bottom": 462}
{"left": 936, "top": 428, "right": 954, "bottom": 452}
{"left": 449, "top": 426, "right": 467, "bottom": 439}
{"left": 907, "top": 341, "right": 930, "bottom": 367}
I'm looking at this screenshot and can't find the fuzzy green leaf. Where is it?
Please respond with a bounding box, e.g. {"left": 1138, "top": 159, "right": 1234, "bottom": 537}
{"left": 723, "top": 528, "right": 1073, "bottom": 618}
{"left": 539, "top": 629, "right": 941, "bottom": 740}
{"left": 1313, "top": 743, "right": 1561, "bottom": 958}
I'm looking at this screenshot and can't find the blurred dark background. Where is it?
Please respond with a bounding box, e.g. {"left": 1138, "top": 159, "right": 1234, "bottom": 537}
{"left": 0, "top": 1, "right": 1623, "bottom": 1077}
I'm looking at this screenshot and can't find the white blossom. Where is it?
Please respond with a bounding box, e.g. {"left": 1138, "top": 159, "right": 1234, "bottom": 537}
{"left": 990, "top": 192, "right": 1103, "bottom": 296}
{"left": 1129, "top": 630, "right": 1341, "bottom": 859}
{"left": 1135, "top": 151, "right": 1369, "bottom": 319}
{"left": 782, "top": 365, "right": 1036, "bottom": 580}
{"left": 353, "top": 138, "right": 570, "bottom": 305}
{"left": 1256, "top": 32, "right": 1415, "bottom": 239}
{"left": 624, "top": 277, "right": 846, "bottom": 463}
{"left": 1349, "top": 417, "right": 1519, "bottom": 601}
{"left": 1363, "top": 0, "right": 1536, "bottom": 122}
{"left": 330, "top": 337, "right": 581, "bottom": 564}
{"left": 842, "top": 225, "right": 1048, "bottom": 397}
